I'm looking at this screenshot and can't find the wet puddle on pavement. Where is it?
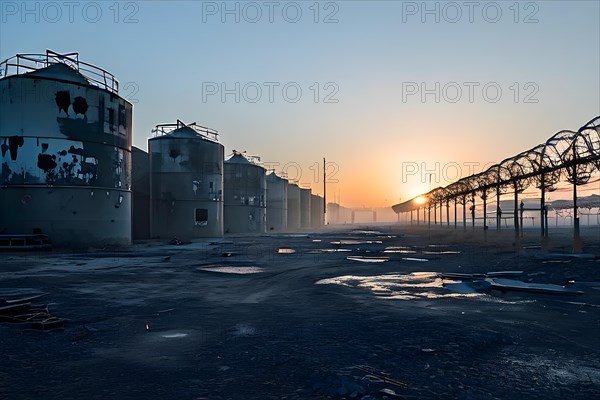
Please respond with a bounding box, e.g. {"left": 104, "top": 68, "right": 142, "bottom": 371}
{"left": 160, "top": 332, "right": 189, "bottom": 339}
{"left": 422, "top": 250, "right": 461, "bottom": 255}
{"left": 346, "top": 256, "right": 389, "bottom": 263}
{"left": 350, "top": 230, "right": 384, "bottom": 235}
{"left": 316, "top": 272, "right": 484, "bottom": 300}
{"left": 381, "top": 245, "right": 460, "bottom": 255}
{"left": 277, "top": 248, "right": 296, "bottom": 254}
{"left": 307, "top": 248, "right": 352, "bottom": 254}
{"left": 383, "top": 246, "right": 417, "bottom": 254}
{"left": 331, "top": 240, "right": 383, "bottom": 245}
{"left": 196, "top": 265, "right": 265, "bottom": 274}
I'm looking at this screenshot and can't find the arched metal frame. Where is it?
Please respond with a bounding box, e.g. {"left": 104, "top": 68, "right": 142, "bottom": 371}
{"left": 392, "top": 116, "right": 600, "bottom": 240}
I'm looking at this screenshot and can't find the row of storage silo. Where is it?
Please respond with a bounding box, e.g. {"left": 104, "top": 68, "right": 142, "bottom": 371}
{"left": 131, "top": 121, "right": 324, "bottom": 241}
{"left": 0, "top": 51, "right": 324, "bottom": 247}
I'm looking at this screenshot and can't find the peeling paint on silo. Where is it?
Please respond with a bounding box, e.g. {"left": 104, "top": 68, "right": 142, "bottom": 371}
{"left": 0, "top": 51, "right": 132, "bottom": 247}
{"left": 224, "top": 152, "right": 266, "bottom": 234}
{"left": 149, "top": 122, "right": 224, "bottom": 239}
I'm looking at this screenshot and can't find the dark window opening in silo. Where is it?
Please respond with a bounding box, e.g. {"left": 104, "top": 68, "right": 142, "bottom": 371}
{"left": 108, "top": 108, "right": 115, "bottom": 129}
{"left": 118, "top": 105, "right": 127, "bottom": 128}
{"left": 195, "top": 208, "right": 208, "bottom": 226}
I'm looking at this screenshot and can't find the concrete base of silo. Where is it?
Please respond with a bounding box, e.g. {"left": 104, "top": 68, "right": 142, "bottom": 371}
{"left": 0, "top": 187, "right": 132, "bottom": 247}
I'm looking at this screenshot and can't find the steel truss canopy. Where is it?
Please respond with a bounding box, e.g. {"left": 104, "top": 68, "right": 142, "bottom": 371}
{"left": 392, "top": 116, "right": 600, "bottom": 214}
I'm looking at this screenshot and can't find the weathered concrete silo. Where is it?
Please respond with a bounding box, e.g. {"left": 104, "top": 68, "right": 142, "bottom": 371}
{"left": 224, "top": 151, "right": 266, "bottom": 234}
{"left": 286, "top": 182, "right": 301, "bottom": 231}
{"left": 149, "top": 121, "right": 224, "bottom": 239}
{"left": 311, "top": 194, "right": 324, "bottom": 229}
{"left": 265, "top": 172, "right": 288, "bottom": 232}
{"left": 0, "top": 51, "right": 133, "bottom": 246}
{"left": 300, "top": 187, "right": 312, "bottom": 228}
{"left": 327, "top": 202, "right": 352, "bottom": 224}
{"left": 132, "top": 146, "right": 150, "bottom": 240}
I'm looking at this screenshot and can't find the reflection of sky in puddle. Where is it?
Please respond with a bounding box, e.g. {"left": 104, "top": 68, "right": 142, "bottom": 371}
{"left": 196, "top": 266, "right": 265, "bottom": 274}
{"left": 278, "top": 248, "right": 296, "bottom": 254}
{"left": 422, "top": 251, "right": 461, "bottom": 255}
{"left": 145, "top": 330, "right": 193, "bottom": 342}
{"left": 307, "top": 248, "right": 352, "bottom": 253}
{"left": 382, "top": 245, "right": 459, "bottom": 255}
{"left": 316, "top": 272, "right": 484, "bottom": 300}
{"left": 331, "top": 240, "right": 383, "bottom": 245}
{"left": 161, "top": 332, "right": 188, "bottom": 339}
{"left": 347, "top": 256, "right": 389, "bottom": 263}
{"left": 384, "top": 246, "right": 416, "bottom": 254}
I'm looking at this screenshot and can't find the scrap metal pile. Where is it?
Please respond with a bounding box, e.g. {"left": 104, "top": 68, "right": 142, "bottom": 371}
{"left": 0, "top": 293, "right": 64, "bottom": 330}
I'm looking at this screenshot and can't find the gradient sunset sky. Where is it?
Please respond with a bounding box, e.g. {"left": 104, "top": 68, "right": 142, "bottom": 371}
{"left": 2, "top": 1, "right": 599, "bottom": 208}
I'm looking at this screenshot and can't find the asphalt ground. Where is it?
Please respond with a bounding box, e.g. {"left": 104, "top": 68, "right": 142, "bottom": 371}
{"left": 1, "top": 225, "right": 599, "bottom": 399}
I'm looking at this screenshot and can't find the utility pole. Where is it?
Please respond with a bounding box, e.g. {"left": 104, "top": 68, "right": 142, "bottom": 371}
{"left": 323, "top": 157, "right": 326, "bottom": 226}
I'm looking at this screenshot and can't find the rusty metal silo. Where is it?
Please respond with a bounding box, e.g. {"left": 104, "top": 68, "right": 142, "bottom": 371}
{"left": 224, "top": 151, "right": 266, "bottom": 234}
{"left": 0, "top": 50, "right": 132, "bottom": 246}
{"left": 266, "top": 172, "right": 288, "bottom": 232}
{"left": 149, "top": 121, "right": 224, "bottom": 239}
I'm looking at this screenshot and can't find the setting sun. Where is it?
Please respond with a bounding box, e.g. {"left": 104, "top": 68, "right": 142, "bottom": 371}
{"left": 414, "top": 196, "right": 428, "bottom": 205}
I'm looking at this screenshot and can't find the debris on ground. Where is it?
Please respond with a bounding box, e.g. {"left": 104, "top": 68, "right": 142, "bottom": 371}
{"left": 0, "top": 293, "right": 64, "bottom": 330}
